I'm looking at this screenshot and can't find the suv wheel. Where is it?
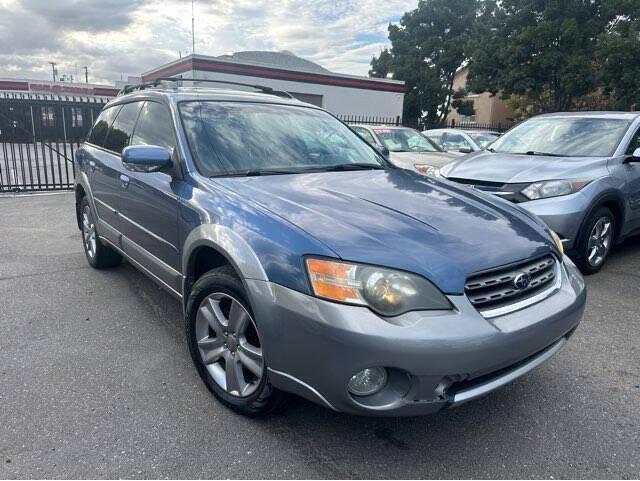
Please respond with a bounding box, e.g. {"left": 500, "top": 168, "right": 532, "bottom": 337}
{"left": 80, "top": 197, "right": 122, "bottom": 269}
{"left": 576, "top": 206, "right": 615, "bottom": 274}
{"left": 186, "top": 267, "right": 288, "bottom": 416}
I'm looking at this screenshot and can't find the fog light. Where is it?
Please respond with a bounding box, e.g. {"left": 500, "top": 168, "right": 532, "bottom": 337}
{"left": 347, "top": 367, "right": 387, "bottom": 396}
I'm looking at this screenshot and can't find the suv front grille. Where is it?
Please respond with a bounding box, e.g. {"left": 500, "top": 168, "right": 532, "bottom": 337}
{"left": 465, "top": 255, "right": 559, "bottom": 317}
{"left": 447, "top": 178, "right": 529, "bottom": 203}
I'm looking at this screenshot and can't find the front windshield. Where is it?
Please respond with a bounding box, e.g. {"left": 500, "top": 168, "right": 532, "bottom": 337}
{"left": 468, "top": 132, "right": 499, "bottom": 149}
{"left": 490, "top": 117, "right": 631, "bottom": 157}
{"left": 373, "top": 128, "right": 442, "bottom": 153}
{"left": 179, "top": 102, "right": 383, "bottom": 176}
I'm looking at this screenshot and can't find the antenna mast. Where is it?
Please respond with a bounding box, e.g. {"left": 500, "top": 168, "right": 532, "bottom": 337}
{"left": 191, "top": 0, "right": 195, "bottom": 55}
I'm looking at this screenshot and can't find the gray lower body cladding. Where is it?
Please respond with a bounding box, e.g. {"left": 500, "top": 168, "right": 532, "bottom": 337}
{"left": 246, "top": 257, "right": 586, "bottom": 416}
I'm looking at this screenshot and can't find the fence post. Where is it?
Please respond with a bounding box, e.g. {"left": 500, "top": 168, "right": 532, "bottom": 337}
{"left": 60, "top": 100, "right": 68, "bottom": 144}
{"left": 29, "top": 105, "right": 36, "bottom": 142}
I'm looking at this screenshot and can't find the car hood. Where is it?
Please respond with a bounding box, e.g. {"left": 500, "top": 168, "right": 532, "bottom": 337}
{"left": 389, "top": 151, "right": 460, "bottom": 169}
{"left": 442, "top": 151, "right": 610, "bottom": 183}
{"left": 211, "top": 169, "right": 555, "bottom": 294}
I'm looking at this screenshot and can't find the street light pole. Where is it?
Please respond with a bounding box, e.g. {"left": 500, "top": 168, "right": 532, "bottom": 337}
{"left": 83, "top": 66, "right": 88, "bottom": 83}
{"left": 49, "top": 61, "right": 57, "bottom": 82}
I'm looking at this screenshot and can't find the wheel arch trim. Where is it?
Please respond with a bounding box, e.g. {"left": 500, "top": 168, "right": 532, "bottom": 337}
{"left": 580, "top": 190, "right": 626, "bottom": 241}
{"left": 182, "top": 224, "right": 268, "bottom": 296}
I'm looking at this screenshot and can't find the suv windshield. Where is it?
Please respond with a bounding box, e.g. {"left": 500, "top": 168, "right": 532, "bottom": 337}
{"left": 490, "top": 117, "right": 631, "bottom": 157}
{"left": 179, "top": 102, "right": 384, "bottom": 176}
{"left": 373, "top": 128, "right": 442, "bottom": 153}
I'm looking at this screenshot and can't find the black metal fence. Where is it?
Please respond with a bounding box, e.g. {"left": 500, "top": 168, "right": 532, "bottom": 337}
{"left": 337, "top": 114, "right": 403, "bottom": 126}
{"left": 0, "top": 92, "right": 108, "bottom": 192}
{"left": 428, "top": 119, "right": 515, "bottom": 132}
{"left": 339, "top": 114, "right": 515, "bottom": 133}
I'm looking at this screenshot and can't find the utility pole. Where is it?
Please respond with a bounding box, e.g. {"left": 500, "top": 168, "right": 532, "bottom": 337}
{"left": 191, "top": 0, "right": 195, "bottom": 55}
{"left": 83, "top": 66, "right": 88, "bottom": 83}
{"left": 49, "top": 61, "right": 57, "bottom": 82}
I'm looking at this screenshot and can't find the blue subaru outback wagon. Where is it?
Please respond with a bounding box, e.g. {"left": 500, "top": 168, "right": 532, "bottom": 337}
{"left": 74, "top": 79, "right": 586, "bottom": 416}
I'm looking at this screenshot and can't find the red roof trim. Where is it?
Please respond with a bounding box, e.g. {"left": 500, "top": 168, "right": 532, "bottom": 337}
{"left": 0, "top": 80, "right": 29, "bottom": 91}
{"left": 143, "top": 58, "right": 404, "bottom": 93}
{"left": 94, "top": 87, "right": 119, "bottom": 96}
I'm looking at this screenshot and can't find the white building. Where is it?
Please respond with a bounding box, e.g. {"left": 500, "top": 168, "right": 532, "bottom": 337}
{"left": 141, "top": 51, "right": 405, "bottom": 121}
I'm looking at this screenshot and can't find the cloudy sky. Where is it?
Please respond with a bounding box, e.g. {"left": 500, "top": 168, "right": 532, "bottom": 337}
{"left": 0, "top": 0, "right": 417, "bottom": 84}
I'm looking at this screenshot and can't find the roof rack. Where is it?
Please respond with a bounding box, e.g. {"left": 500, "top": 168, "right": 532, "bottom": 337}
{"left": 118, "top": 77, "right": 295, "bottom": 99}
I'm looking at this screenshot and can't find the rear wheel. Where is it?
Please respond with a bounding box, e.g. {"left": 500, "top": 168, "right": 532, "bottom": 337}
{"left": 79, "top": 197, "right": 122, "bottom": 269}
{"left": 575, "top": 206, "right": 615, "bottom": 274}
{"left": 186, "top": 267, "right": 288, "bottom": 416}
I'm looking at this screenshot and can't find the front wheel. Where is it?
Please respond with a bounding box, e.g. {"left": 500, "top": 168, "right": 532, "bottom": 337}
{"left": 185, "top": 267, "right": 288, "bottom": 416}
{"left": 575, "top": 206, "right": 615, "bottom": 274}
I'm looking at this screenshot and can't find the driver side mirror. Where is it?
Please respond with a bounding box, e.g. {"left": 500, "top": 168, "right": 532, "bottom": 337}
{"left": 459, "top": 147, "right": 473, "bottom": 154}
{"left": 122, "top": 145, "right": 172, "bottom": 173}
{"left": 376, "top": 144, "right": 390, "bottom": 158}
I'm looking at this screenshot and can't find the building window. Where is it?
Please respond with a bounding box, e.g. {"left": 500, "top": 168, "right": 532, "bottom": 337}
{"left": 41, "top": 106, "right": 55, "bottom": 127}
{"left": 71, "top": 107, "right": 83, "bottom": 128}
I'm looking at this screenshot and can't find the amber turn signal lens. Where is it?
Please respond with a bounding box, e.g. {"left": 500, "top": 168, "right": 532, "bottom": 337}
{"left": 550, "top": 230, "right": 564, "bottom": 256}
{"left": 305, "top": 258, "right": 364, "bottom": 304}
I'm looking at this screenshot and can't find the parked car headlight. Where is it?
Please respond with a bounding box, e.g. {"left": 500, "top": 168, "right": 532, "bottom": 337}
{"left": 521, "top": 179, "right": 591, "bottom": 200}
{"left": 414, "top": 164, "right": 441, "bottom": 177}
{"left": 305, "top": 258, "right": 452, "bottom": 316}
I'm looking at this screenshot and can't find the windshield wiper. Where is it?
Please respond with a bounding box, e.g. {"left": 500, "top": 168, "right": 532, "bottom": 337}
{"left": 523, "top": 150, "right": 564, "bottom": 157}
{"left": 210, "top": 168, "right": 302, "bottom": 178}
{"left": 304, "top": 163, "right": 385, "bottom": 172}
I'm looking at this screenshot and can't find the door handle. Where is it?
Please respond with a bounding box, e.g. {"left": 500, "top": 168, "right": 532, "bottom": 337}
{"left": 120, "top": 174, "right": 130, "bottom": 189}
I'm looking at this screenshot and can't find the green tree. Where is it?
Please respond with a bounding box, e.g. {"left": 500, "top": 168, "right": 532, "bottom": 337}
{"left": 451, "top": 88, "right": 475, "bottom": 117}
{"left": 370, "top": 0, "right": 481, "bottom": 125}
{"left": 467, "top": 0, "right": 628, "bottom": 113}
{"left": 597, "top": 16, "right": 640, "bottom": 110}
{"left": 369, "top": 49, "right": 393, "bottom": 78}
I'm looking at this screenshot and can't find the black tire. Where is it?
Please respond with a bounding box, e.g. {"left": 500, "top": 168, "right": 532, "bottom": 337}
{"left": 185, "top": 266, "right": 288, "bottom": 416}
{"left": 574, "top": 206, "right": 615, "bottom": 275}
{"left": 79, "top": 197, "right": 122, "bottom": 269}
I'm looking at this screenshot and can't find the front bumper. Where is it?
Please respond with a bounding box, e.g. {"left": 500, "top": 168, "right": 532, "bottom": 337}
{"left": 247, "top": 257, "right": 586, "bottom": 416}
{"left": 520, "top": 193, "right": 590, "bottom": 250}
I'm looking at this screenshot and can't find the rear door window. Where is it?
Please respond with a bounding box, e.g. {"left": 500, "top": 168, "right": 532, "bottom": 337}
{"left": 87, "top": 106, "right": 121, "bottom": 147}
{"left": 103, "top": 102, "right": 143, "bottom": 154}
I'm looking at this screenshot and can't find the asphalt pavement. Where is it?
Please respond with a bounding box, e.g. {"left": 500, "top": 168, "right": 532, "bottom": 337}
{"left": 0, "top": 192, "right": 638, "bottom": 479}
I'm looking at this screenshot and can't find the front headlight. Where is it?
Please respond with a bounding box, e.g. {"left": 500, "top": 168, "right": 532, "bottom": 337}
{"left": 414, "top": 164, "right": 441, "bottom": 177}
{"left": 305, "top": 258, "right": 451, "bottom": 316}
{"left": 521, "top": 179, "right": 591, "bottom": 200}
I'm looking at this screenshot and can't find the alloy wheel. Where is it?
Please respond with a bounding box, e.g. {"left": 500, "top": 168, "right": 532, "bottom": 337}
{"left": 195, "top": 293, "right": 264, "bottom": 397}
{"left": 82, "top": 206, "right": 97, "bottom": 259}
{"left": 587, "top": 216, "right": 613, "bottom": 267}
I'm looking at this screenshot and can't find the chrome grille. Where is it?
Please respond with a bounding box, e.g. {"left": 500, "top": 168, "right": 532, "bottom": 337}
{"left": 465, "top": 255, "right": 559, "bottom": 316}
